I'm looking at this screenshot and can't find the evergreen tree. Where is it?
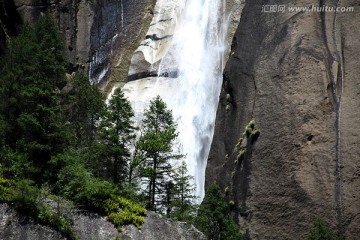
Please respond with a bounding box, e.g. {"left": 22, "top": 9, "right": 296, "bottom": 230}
{"left": 195, "top": 183, "right": 242, "bottom": 240}
{"left": 67, "top": 72, "right": 105, "bottom": 147}
{"left": 95, "top": 88, "right": 136, "bottom": 184}
{"left": 135, "top": 96, "right": 182, "bottom": 211}
{"left": 167, "top": 161, "right": 197, "bottom": 222}
{"left": 0, "top": 15, "right": 67, "bottom": 181}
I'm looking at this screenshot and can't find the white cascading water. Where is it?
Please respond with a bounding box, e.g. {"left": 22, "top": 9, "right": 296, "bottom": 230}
{"left": 121, "top": 0, "right": 227, "bottom": 201}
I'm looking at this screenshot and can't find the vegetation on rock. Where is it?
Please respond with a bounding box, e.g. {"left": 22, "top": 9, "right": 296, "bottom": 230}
{"left": 307, "top": 219, "right": 339, "bottom": 240}
{"left": 195, "top": 183, "right": 242, "bottom": 240}
{"left": 0, "top": 15, "right": 202, "bottom": 238}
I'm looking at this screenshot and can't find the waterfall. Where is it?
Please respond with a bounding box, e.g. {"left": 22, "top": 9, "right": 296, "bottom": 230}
{"left": 121, "top": 0, "right": 227, "bottom": 201}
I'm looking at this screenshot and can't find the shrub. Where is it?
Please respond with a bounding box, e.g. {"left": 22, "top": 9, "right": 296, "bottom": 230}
{"left": 105, "top": 197, "right": 146, "bottom": 229}
{"left": 0, "top": 166, "right": 13, "bottom": 202}
{"left": 307, "top": 219, "right": 338, "bottom": 240}
{"left": 224, "top": 186, "right": 230, "bottom": 195}
{"left": 236, "top": 149, "right": 246, "bottom": 162}
{"left": 250, "top": 129, "right": 260, "bottom": 142}
{"left": 195, "top": 183, "right": 241, "bottom": 240}
{"left": 108, "top": 209, "right": 145, "bottom": 230}
{"left": 226, "top": 104, "right": 230, "bottom": 112}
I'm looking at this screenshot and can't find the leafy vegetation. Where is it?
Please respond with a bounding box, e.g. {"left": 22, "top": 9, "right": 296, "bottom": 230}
{"left": 195, "top": 183, "right": 241, "bottom": 240}
{"left": 0, "top": 15, "right": 206, "bottom": 237}
{"left": 307, "top": 219, "right": 339, "bottom": 240}
{"left": 0, "top": 14, "right": 244, "bottom": 238}
{"left": 105, "top": 197, "right": 146, "bottom": 229}
{"left": 134, "top": 96, "right": 183, "bottom": 211}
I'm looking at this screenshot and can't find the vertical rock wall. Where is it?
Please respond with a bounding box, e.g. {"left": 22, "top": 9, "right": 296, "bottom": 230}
{"left": 207, "top": 0, "right": 360, "bottom": 239}
{"left": 0, "top": 0, "right": 155, "bottom": 92}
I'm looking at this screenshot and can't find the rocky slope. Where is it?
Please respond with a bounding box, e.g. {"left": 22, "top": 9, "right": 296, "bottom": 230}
{"left": 207, "top": 0, "right": 360, "bottom": 239}
{"left": 0, "top": 204, "right": 204, "bottom": 240}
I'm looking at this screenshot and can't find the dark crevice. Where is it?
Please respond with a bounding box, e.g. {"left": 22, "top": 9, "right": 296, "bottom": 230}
{"left": 320, "top": 0, "right": 344, "bottom": 237}
{"left": 333, "top": 1, "right": 344, "bottom": 237}
{"left": 128, "top": 70, "right": 179, "bottom": 81}
{"left": 145, "top": 34, "right": 172, "bottom": 41}
{"left": 307, "top": 134, "right": 314, "bottom": 141}
{"left": 150, "top": 18, "right": 173, "bottom": 26}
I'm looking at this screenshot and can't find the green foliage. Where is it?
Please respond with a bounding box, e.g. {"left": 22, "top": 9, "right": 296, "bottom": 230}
{"left": 195, "top": 183, "right": 242, "bottom": 240}
{"left": 250, "top": 129, "right": 260, "bottom": 142}
{"left": 67, "top": 72, "right": 105, "bottom": 147}
{"left": 56, "top": 158, "right": 115, "bottom": 211}
{"left": 36, "top": 205, "right": 78, "bottom": 240}
{"left": 0, "top": 165, "right": 13, "bottom": 202}
{"left": 105, "top": 197, "right": 146, "bottom": 229}
{"left": 236, "top": 149, "right": 246, "bottom": 162}
{"left": 225, "top": 93, "right": 231, "bottom": 112}
{"left": 115, "top": 197, "right": 147, "bottom": 216}
{"left": 244, "top": 119, "right": 260, "bottom": 142}
{"left": 246, "top": 119, "right": 255, "bottom": 130}
{"left": 166, "top": 161, "right": 198, "bottom": 223}
{"left": 135, "top": 96, "right": 182, "bottom": 211}
{"left": 226, "top": 104, "right": 230, "bottom": 112}
{"left": 0, "top": 15, "right": 68, "bottom": 182}
{"left": 224, "top": 186, "right": 230, "bottom": 195}
{"left": 307, "top": 219, "right": 338, "bottom": 240}
{"left": 108, "top": 209, "right": 144, "bottom": 230}
{"left": 3, "top": 179, "right": 78, "bottom": 240}
{"left": 94, "top": 88, "right": 135, "bottom": 184}
{"left": 0, "top": 15, "right": 198, "bottom": 234}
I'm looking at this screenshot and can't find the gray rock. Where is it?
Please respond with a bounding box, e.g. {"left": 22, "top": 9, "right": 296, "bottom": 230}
{"left": 0, "top": 204, "right": 64, "bottom": 240}
{"left": 0, "top": 204, "right": 204, "bottom": 240}
{"left": 207, "top": 0, "right": 360, "bottom": 239}
{"left": 122, "top": 212, "right": 205, "bottom": 240}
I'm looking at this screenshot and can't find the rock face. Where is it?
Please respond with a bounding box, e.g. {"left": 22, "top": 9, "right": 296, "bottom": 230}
{"left": 122, "top": 212, "right": 205, "bottom": 240}
{"left": 207, "top": 0, "right": 360, "bottom": 239}
{"left": 89, "top": 0, "right": 155, "bottom": 90}
{"left": 0, "top": 203, "right": 118, "bottom": 240}
{"left": 0, "top": 0, "right": 155, "bottom": 91}
{"left": 0, "top": 204, "right": 204, "bottom": 240}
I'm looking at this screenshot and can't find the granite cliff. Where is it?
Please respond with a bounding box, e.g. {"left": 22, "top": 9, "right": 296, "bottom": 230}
{"left": 207, "top": 0, "right": 360, "bottom": 239}
{"left": 0, "top": 0, "right": 155, "bottom": 91}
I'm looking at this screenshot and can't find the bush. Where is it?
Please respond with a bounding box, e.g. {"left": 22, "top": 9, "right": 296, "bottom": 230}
{"left": 0, "top": 166, "right": 13, "bottom": 202}
{"left": 195, "top": 183, "right": 242, "bottom": 240}
{"left": 307, "top": 219, "right": 338, "bottom": 240}
{"left": 108, "top": 210, "right": 144, "bottom": 229}
{"left": 8, "top": 180, "right": 78, "bottom": 240}
{"left": 56, "top": 161, "right": 115, "bottom": 211}
{"left": 37, "top": 205, "right": 78, "bottom": 240}
{"left": 105, "top": 197, "right": 146, "bottom": 229}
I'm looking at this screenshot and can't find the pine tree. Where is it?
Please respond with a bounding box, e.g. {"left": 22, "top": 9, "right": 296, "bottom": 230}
{"left": 0, "top": 16, "right": 67, "bottom": 181}
{"left": 68, "top": 72, "right": 105, "bottom": 147}
{"left": 167, "top": 161, "right": 197, "bottom": 222}
{"left": 135, "top": 96, "right": 182, "bottom": 211}
{"left": 95, "top": 88, "right": 136, "bottom": 184}
{"left": 195, "top": 183, "right": 242, "bottom": 240}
